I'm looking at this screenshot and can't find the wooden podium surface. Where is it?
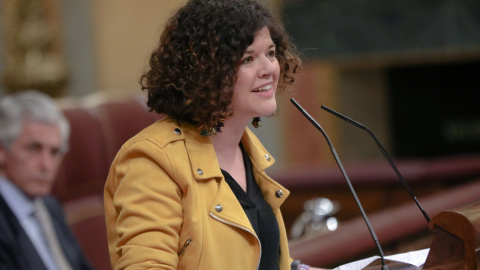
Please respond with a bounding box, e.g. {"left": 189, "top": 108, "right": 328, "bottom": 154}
{"left": 363, "top": 199, "right": 480, "bottom": 270}
{"left": 423, "top": 199, "right": 480, "bottom": 270}
{"left": 364, "top": 200, "right": 480, "bottom": 270}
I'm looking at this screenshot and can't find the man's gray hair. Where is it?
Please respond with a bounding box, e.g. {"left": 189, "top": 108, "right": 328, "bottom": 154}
{"left": 0, "top": 90, "right": 70, "bottom": 152}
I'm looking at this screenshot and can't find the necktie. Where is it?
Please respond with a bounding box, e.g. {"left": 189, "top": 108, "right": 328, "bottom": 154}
{"left": 34, "top": 199, "right": 73, "bottom": 270}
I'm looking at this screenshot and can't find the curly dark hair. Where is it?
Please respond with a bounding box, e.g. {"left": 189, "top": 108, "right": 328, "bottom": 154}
{"left": 140, "top": 0, "right": 301, "bottom": 130}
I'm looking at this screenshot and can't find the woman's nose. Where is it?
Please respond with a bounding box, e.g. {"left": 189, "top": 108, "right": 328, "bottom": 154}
{"left": 257, "top": 56, "right": 275, "bottom": 77}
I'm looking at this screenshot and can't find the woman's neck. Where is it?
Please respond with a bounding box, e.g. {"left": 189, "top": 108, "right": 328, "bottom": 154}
{"left": 210, "top": 117, "right": 247, "bottom": 158}
{"left": 212, "top": 115, "right": 250, "bottom": 156}
{"left": 210, "top": 117, "right": 250, "bottom": 191}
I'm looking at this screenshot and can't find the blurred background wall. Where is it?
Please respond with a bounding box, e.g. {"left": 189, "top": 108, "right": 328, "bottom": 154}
{"left": 281, "top": 0, "right": 480, "bottom": 170}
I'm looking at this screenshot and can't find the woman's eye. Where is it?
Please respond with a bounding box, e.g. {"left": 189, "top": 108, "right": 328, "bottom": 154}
{"left": 241, "top": 56, "right": 254, "bottom": 64}
{"left": 267, "top": 50, "right": 276, "bottom": 58}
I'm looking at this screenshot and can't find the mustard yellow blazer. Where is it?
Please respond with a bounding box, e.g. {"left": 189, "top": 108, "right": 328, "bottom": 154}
{"left": 104, "top": 117, "right": 293, "bottom": 270}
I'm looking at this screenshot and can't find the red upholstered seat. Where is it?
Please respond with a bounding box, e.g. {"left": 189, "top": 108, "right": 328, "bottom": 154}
{"left": 63, "top": 194, "right": 110, "bottom": 270}
{"left": 54, "top": 94, "right": 162, "bottom": 269}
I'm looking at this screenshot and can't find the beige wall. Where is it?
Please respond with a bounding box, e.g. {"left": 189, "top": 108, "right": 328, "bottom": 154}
{"left": 91, "top": 0, "right": 187, "bottom": 95}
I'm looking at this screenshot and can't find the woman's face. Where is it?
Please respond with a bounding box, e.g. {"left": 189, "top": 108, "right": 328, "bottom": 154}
{"left": 230, "top": 26, "right": 280, "bottom": 122}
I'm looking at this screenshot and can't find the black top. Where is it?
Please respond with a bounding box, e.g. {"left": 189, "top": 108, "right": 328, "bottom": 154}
{"left": 221, "top": 144, "right": 280, "bottom": 270}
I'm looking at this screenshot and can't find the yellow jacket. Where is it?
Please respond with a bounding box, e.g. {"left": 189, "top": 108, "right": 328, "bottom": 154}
{"left": 104, "top": 117, "right": 292, "bottom": 270}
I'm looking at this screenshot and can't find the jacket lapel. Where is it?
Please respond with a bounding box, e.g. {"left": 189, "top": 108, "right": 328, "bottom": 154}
{"left": 241, "top": 128, "right": 290, "bottom": 211}
{"left": 181, "top": 124, "right": 253, "bottom": 230}
{"left": 182, "top": 123, "right": 223, "bottom": 181}
{"left": 208, "top": 177, "right": 256, "bottom": 232}
{"left": 180, "top": 122, "right": 290, "bottom": 230}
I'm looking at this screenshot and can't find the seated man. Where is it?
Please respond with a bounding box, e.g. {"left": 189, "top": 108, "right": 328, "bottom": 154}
{"left": 0, "top": 90, "right": 95, "bottom": 270}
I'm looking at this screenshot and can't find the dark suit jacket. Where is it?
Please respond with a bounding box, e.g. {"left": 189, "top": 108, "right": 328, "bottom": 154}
{"left": 0, "top": 195, "right": 95, "bottom": 270}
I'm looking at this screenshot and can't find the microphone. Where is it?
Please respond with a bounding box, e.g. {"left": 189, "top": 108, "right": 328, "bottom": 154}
{"left": 290, "top": 98, "right": 388, "bottom": 270}
{"left": 320, "top": 105, "right": 431, "bottom": 223}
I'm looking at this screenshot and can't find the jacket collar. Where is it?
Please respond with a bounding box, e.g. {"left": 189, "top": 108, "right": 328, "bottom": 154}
{"left": 180, "top": 122, "right": 224, "bottom": 181}
{"left": 179, "top": 122, "right": 276, "bottom": 181}
{"left": 173, "top": 120, "right": 289, "bottom": 210}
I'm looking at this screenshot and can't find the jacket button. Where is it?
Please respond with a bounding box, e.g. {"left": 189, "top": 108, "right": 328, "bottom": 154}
{"left": 264, "top": 154, "right": 271, "bottom": 161}
{"left": 197, "top": 168, "right": 204, "bottom": 175}
{"left": 215, "top": 204, "right": 223, "bottom": 212}
{"left": 174, "top": 128, "right": 181, "bottom": 135}
{"left": 275, "top": 190, "right": 283, "bottom": 198}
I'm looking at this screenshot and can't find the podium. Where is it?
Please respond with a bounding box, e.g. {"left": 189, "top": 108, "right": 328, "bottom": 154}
{"left": 361, "top": 200, "right": 480, "bottom": 270}
{"left": 423, "top": 199, "right": 480, "bottom": 270}
{"left": 363, "top": 199, "right": 480, "bottom": 270}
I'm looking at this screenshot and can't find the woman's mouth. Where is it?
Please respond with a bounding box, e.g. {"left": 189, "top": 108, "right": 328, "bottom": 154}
{"left": 251, "top": 84, "right": 272, "bottom": 92}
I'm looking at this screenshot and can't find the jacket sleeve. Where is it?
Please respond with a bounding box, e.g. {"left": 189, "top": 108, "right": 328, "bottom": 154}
{"left": 105, "top": 140, "right": 184, "bottom": 270}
